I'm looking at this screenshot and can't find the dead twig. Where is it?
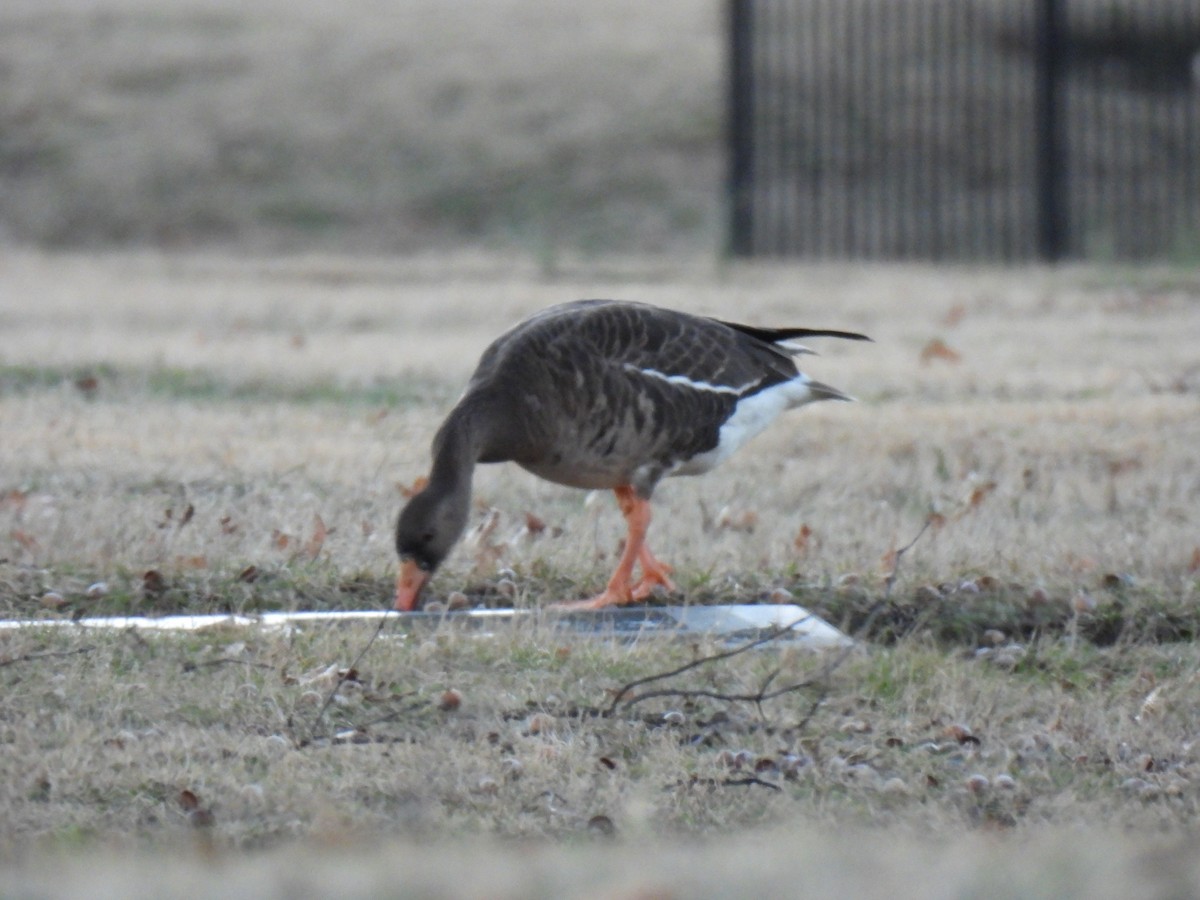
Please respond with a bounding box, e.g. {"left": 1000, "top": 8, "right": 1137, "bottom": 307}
{"left": 0, "top": 645, "right": 97, "bottom": 668}
{"left": 883, "top": 515, "right": 933, "bottom": 601}
{"left": 612, "top": 516, "right": 931, "bottom": 718}
{"left": 296, "top": 612, "right": 393, "bottom": 747}
{"left": 182, "top": 658, "right": 277, "bottom": 672}
{"left": 605, "top": 615, "right": 811, "bottom": 715}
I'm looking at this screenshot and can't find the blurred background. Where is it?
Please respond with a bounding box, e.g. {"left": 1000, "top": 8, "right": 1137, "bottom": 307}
{"left": 1, "top": 0, "right": 1197, "bottom": 262}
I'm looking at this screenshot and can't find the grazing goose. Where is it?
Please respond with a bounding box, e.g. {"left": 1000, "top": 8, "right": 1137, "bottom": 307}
{"left": 394, "top": 299, "right": 869, "bottom": 611}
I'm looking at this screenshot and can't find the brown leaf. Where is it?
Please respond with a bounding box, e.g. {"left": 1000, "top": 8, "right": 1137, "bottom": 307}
{"left": 219, "top": 516, "right": 238, "bottom": 535}
{"left": 179, "top": 504, "right": 195, "bottom": 528}
{"left": 74, "top": 375, "right": 99, "bottom": 396}
{"left": 943, "top": 723, "right": 980, "bottom": 746}
{"left": 237, "top": 565, "right": 259, "bottom": 583}
{"left": 1107, "top": 457, "right": 1141, "bottom": 477}
{"left": 586, "top": 814, "right": 616, "bottom": 837}
{"left": 880, "top": 538, "right": 898, "bottom": 574}
{"left": 189, "top": 808, "right": 216, "bottom": 829}
{"left": 40, "top": 591, "right": 68, "bottom": 610}
{"left": 966, "top": 480, "right": 998, "bottom": 510}
{"left": 524, "top": 512, "right": 547, "bottom": 535}
{"left": 272, "top": 530, "right": 291, "bottom": 551}
{"left": 466, "top": 509, "right": 504, "bottom": 572}
{"left": 716, "top": 506, "right": 757, "bottom": 533}
{"left": 399, "top": 476, "right": 429, "bottom": 499}
{"left": 919, "top": 338, "right": 962, "bottom": 365}
{"left": 793, "top": 523, "right": 813, "bottom": 554}
{"left": 9, "top": 529, "right": 39, "bottom": 554}
{"left": 142, "top": 569, "right": 167, "bottom": 596}
{"left": 0, "top": 489, "right": 27, "bottom": 511}
{"left": 177, "top": 789, "right": 201, "bottom": 812}
{"left": 1189, "top": 547, "right": 1200, "bottom": 573}
{"left": 303, "top": 514, "right": 328, "bottom": 560}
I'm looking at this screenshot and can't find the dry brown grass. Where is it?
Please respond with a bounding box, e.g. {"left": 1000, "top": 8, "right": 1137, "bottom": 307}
{"left": 2, "top": 251, "right": 1200, "bottom": 893}
{"left": 0, "top": 0, "right": 720, "bottom": 255}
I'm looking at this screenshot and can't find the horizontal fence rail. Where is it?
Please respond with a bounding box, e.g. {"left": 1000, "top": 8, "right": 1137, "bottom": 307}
{"left": 727, "top": 0, "right": 1200, "bottom": 261}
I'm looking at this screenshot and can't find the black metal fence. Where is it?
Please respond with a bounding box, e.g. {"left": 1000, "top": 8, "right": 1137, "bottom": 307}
{"left": 727, "top": 0, "right": 1200, "bottom": 261}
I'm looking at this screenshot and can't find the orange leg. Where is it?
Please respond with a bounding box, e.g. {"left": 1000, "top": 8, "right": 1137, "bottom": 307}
{"left": 553, "top": 485, "right": 676, "bottom": 611}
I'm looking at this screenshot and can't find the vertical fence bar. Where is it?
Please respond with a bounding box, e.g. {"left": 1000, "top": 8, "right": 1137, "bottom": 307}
{"left": 726, "top": 0, "right": 755, "bottom": 256}
{"left": 1035, "top": 0, "right": 1068, "bottom": 260}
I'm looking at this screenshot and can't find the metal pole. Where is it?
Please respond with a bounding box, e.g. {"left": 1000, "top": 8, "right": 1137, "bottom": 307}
{"left": 1035, "top": 0, "right": 1068, "bottom": 261}
{"left": 727, "top": 0, "right": 755, "bottom": 256}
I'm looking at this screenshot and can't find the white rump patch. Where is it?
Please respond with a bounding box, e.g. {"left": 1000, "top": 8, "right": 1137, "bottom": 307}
{"left": 672, "top": 374, "right": 823, "bottom": 476}
{"left": 624, "top": 363, "right": 760, "bottom": 397}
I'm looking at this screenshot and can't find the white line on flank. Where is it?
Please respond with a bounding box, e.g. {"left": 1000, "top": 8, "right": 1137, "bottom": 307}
{"left": 624, "top": 364, "right": 758, "bottom": 396}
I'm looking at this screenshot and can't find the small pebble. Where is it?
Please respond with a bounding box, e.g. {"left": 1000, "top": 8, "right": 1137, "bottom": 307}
{"left": 965, "top": 774, "right": 990, "bottom": 794}
{"left": 993, "top": 774, "right": 1017, "bottom": 791}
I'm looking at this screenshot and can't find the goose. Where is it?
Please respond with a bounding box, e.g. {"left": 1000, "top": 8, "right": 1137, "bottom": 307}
{"left": 394, "top": 299, "right": 869, "bottom": 611}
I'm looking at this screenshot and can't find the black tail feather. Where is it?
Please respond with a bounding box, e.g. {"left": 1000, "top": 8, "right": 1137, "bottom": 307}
{"left": 716, "top": 320, "right": 872, "bottom": 345}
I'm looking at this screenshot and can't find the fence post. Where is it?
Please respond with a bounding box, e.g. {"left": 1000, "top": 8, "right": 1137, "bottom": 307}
{"left": 727, "top": 0, "right": 754, "bottom": 256}
{"left": 1035, "top": 0, "right": 1068, "bottom": 261}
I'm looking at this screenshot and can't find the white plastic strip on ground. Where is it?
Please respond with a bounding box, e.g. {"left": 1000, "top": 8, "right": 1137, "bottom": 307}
{"left": 0, "top": 604, "right": 852, "bottom": 647}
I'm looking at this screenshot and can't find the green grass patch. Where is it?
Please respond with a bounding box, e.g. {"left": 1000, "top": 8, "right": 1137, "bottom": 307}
{"left": 0, "top": 363, "right": 451, "bottom": 408}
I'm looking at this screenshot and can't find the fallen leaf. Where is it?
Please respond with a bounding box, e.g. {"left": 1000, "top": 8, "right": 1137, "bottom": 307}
{"left": 272, "top": 530, "right": 291, "bottom": 551}
{"left": 524, "top": 512, "right": 547, "bottom": 535}
{"left": 9, "top": 529, "right": 39, "bottom": 554}
{"left": 966, "top": 480, "right": 998, "bottom": 510}
{"left": 716, "top": 506, "right": 757, "bottom": 533}
{"left": 142, "top": 570, "right": 167, "bottom": 596}
{"left": 0, "top": 490, "right": 27, "bottom": 511}
{"left": 943, "top": 723, "right": 981, "bottom": 746}
{"left": 587, "top": 814, "right": 616, "bottom": 837}
{"left": 237, "top": 565, "right": 259, "bottom": 583}
{"left": 399, "top": 476, "right": 429, "bottom": 499}
{"left": 793, "top": 523, "right": 813, "bottom": 554}
{"left": 178, "top": 504, "right": 195, "bottom": 528}
{"left": 74, "top": 375, "right": 99, "bottom": 396}
{"left": 880, "top": 538, "right": 898, "bottom": 574}
{"left": 919, "top": 338, "right": 962, "bottom": 365}
{"left": 303, "top": 514, "right": 328, "bottom": 560}
{"left": 177, "top": 789, "right": 201, "bottom": 812}
{"left": 465, "top": 508, "right": 504, "bottom": 571}
{"left": 1190, "top": 547, "right": 1200, "bottom": 573}
{"left": 1107, "top": 457, "right": 1141, "bottom": 477}
{"left": 40, "top": 591, "right": 68, "bottom": 610}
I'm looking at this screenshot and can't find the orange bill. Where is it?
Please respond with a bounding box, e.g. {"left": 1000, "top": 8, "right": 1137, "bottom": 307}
{"left": 394, "top": 559, "right": 430, "bottom": 612}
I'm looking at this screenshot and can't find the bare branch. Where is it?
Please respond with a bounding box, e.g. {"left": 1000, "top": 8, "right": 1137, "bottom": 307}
{"left": 611, "top": 517, "right": 931, "bottom": 718}
{"left": 605, "top": 615, "right": 811, "bottom": 715}
{"left": 297, "top": 611, "right": 393, "bottom": 746}
{"left": 0, "top": 645, "right": 97, "bottom": 668}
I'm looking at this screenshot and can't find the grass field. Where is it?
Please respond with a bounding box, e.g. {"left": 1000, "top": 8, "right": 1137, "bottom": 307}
{"left": 2, "top": 251, "right": 1199, "bottom": 896}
